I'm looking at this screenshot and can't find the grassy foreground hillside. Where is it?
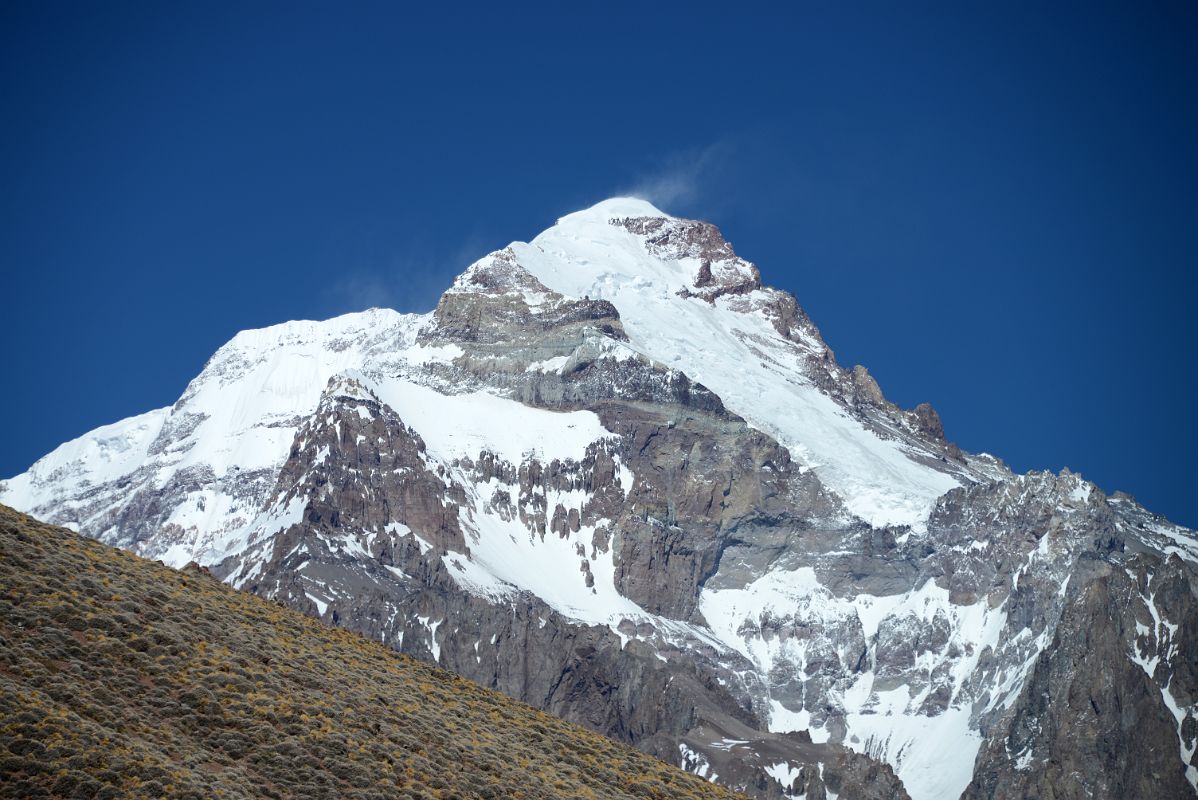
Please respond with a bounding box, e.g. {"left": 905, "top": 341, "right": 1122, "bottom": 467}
{"left": 0, "top": 505, "right": 740, "bottom": 800}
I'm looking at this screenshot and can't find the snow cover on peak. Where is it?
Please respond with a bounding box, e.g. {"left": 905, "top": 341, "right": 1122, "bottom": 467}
{"left": 515, "top": 202, "right": 959, "bottom": 531}
{"left": 0, "top": 407, "right": 171, "bottom": 517}
{"left": 557, "top": 196, "right": 672, "bottom": 225}
{"left": 216, "top": 307, "right": 409, "bottom": 355}
{"left": 168, "top": 309, "right": 431, "bottom": 476}
{"left": 0, "top": 307, "right": 442, "bottom": 566}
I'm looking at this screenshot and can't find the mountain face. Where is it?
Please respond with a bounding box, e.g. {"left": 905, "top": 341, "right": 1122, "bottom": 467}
{"left": 4, "top": 197, "right": 1196, "bottom": 800}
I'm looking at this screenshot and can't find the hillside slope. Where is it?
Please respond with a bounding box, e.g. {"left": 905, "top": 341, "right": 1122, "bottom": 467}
{"left": 0, "top": 504, "right": 745, "bottom": 800}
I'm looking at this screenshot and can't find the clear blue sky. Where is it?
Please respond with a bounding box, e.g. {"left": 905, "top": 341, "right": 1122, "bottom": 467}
{"left": 3, "top": 2, "right": 1196, "bottom": 527}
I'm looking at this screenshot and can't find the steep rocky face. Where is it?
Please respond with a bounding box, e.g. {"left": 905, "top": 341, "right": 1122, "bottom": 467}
{"left": 3, "top": 197, "right": 1196, "bottom": 799}
{"left": 965, "top": 552, "right": 1198, "bottom": 799}
{"left": 206, "top": 372, "right": 905, "bottom": 800}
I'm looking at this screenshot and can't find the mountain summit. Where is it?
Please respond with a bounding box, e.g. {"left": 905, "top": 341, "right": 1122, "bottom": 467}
{"left": 4, "top": 199, "right": 1196, "bottom": 799}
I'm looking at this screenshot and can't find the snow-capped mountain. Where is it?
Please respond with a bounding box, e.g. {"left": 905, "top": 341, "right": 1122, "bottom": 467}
{"left": 5, "top": 198, "right": 1196, "bottom": 799}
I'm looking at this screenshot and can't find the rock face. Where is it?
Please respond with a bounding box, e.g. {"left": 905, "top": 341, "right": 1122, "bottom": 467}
{"left": 961, "top": 549, "right": 1198, "bottom": 800}
{"left": 3, "top": 197, "right": 1196, "bottom": 800}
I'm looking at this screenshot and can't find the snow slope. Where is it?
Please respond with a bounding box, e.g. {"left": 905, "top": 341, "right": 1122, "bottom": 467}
{"left": 0, "top": 407, "right": 171, "bottom": 515}
{"left": 512, "top": 197, "right": 959, "bottom": 531}
{"left": 1, "top": 308, "right": 433, "bottom": 562}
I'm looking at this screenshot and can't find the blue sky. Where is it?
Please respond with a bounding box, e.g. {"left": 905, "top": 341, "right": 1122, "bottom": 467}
{"left": 3, "top": 2, "right": 1196, "bottom": 527}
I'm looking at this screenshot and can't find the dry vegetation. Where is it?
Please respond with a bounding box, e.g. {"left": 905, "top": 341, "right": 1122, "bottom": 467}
{"left": 0, "top": 504, "right": 741, "bottom": 800}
